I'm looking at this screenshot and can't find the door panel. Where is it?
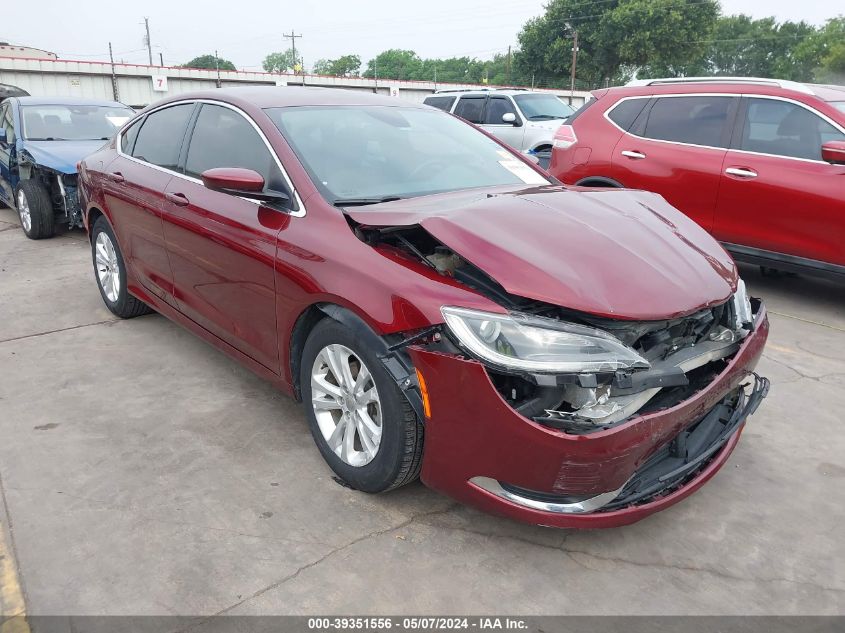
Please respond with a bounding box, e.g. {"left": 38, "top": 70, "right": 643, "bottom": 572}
{"left": 162, "top": 182, "right": 285, "bottom": 371}
{"left": 161, "top": 102, "right": 291, "bottom": 371}
{"left": 713, "top": 97, "right": 845, "bottom": 267}
{"left": 611, "top": 95, "right": 738, "bottom": 232}
{"left": 0, "top": 103, "right": 16, "bottom": 204}
{"left": 102, "top": 156, "right": 177, "bottom": 302}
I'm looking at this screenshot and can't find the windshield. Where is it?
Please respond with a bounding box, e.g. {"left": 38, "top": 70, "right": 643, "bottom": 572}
{"left": 266, "top": 106, "right": 549, "bottom": 204}
{"left": 22, "top": 104, "right": 134, "bottom": 141}
{"left": 513, "top": 94, "right": 575, "bottom": 121}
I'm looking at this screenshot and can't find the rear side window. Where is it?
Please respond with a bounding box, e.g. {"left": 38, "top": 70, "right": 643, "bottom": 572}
{"left": 119, "top": 118, "right": 141, "bottom": 154}
{"left": 423, "top": 96, "right": 456, "bottom": 112}
{"left": 185, "top": 104, "right": 284, "bottom": 191}
{"left": 454, "top": 96, "right": 485, "bottom": 124}
{"left": 741, "top": 98, "right": 845, "bottom": 161}
{"left": 131, "top": 103, "right": 194, "bottom": 170}
{"left": 607, "top": 98, "right": 649, "bottom": 131}
{"left": 643, "top": 96, "right": 735, "bottom": 148}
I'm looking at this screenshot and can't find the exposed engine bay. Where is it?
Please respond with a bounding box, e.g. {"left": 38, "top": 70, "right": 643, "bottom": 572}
{"left": 355, "top": 221, "right": 757, "bottom": 434}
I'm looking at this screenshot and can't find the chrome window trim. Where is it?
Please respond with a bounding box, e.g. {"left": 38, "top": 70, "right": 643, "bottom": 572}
{"left": 116, "top": 98, "right": 306, "bottom": 217}
{"left": 604, "top": 93, "right": 845, "bottom": 165}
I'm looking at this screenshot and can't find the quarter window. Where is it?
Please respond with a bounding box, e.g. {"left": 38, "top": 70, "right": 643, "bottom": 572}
{"left": 643, "top": 96, "right": 734, "bottom": 148}
{"left": 184, "top": 104, "right": 284, "bottom": 191}
{"left": 120, "top": 118, "right": 141, "bottom": 154}
{"left": 131, "top": 104, "right": 194, "bottom": 170}
{"left": 0, "top": 103, "right": 15, "bottom": 144}
{"left": 453, "top": 96, "right": 485, "bottom": 124}
{"left": 423, "top": 96, "right": 456, "bottom": 112}
{"left": 740, "top": 98, "right": 845, "bottom": 161}
{"left": 607, "top": 98, "right": 649, "bottom": 131}
{"left": 484, "top": 97, "right": 517, "bottom": 124}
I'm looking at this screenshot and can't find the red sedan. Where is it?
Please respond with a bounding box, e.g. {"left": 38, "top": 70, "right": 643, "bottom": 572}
{"left": 78, "top": 88, "right": 769, "bottom": 528}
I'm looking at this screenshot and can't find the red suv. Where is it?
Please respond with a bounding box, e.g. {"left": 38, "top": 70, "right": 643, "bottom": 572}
{"left": 550, "top": 78, "right": 845, "bottom": 279}
{"left": 78, "top": 88, "right": 769, "bottom": 528}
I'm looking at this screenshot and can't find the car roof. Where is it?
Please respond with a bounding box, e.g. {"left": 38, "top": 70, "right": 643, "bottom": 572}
{"left": 16, "top": 96, "right": 129, "bottom": 107}
{"left": 431, "top": 89, "right": 552, "bottom": 97}
{"left": 809, "top": 84, "right": 845, "bottom": 103}
{"left": 610, "top": 77, "right": 842, "bottom": 101}
{"left": 148, "top": 86, "right": 426, "bottom": 110}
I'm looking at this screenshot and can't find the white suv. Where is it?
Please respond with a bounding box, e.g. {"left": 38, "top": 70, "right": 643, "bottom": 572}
{"left": 423, "top": 89, "right": 574, "bottom": 166}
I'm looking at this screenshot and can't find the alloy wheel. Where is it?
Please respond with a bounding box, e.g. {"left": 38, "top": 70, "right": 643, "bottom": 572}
{"left": 16, "top": 190, "right": 31, "bottom": 233}
{"left": 95, "top": 231, "right": 121, "bottom": 303}
{"left": 310, "top": 344, "right": 383, "bottom": 467}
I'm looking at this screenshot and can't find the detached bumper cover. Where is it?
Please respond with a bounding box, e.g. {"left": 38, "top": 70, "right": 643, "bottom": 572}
{"left": 409, "top": 304, "right": 769, "bottom": 528}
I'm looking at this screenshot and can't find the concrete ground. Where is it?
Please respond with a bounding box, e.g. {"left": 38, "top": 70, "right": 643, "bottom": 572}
{"left": 0, "top": 204, "right": 843, "bottom": 617}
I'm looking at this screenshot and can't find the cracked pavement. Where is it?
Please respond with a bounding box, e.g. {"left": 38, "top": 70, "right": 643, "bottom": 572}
{"left": 0, "top": 204, "right": 843, "bottom": 616}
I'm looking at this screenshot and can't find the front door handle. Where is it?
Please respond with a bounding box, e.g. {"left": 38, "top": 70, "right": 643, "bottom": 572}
{"left": 621, "top": 150, "right": 646, "bottom": 160}
{"left": 108, "top": 172, "right": 125, "bottom": 183}
{"left": 725, "top": 167, "right": 758, "bottom": 178}
{"left": 165, "top": 192, "right": 190, "bottom": 206}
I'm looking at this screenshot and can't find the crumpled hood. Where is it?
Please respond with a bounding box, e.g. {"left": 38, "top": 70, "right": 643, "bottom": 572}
{"left": 345, "top": 185, "right": 738, "bottom": 320}
{"left": 22, "top": 140, "right": 108, "bottom": 174}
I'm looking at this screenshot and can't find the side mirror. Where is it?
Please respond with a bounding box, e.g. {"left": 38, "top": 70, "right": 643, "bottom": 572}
{"left": 502, "top": 112, "right": 517, "bottom": 125}
{"left": 201, "top": 167, "right": 290, "bottom": 205}
{"left": 821, "top": 140, "right": 845, "bottom": 165}
{"left": 0, "top": 128, "right": 7, "bottom": 144}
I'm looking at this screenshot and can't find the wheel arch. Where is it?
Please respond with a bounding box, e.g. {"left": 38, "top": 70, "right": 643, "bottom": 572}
{"left": 574, "top": 176, "right": 624, "bottom": 188}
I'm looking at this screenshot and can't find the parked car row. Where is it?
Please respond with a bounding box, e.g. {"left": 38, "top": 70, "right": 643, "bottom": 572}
{"left": 549, "top": 77, "right": 845, "bottom": 280}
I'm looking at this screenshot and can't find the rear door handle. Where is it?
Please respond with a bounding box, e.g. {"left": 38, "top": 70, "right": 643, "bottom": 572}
{"left": 621, "top": 150, "right": 646, "bottom": 160}
{"left": 108, "top": 172, "right": 125, "bottom": 183}
{"left": 725, "top": 167, "right": 758, "bottom": 178}
{"left": 165, "top": 192, "right": 190, "bottom": 206}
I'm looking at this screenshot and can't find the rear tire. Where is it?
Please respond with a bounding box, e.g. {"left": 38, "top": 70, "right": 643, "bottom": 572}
{"left": 91, "top": 216, "right": 152, "bottom": 318}
{"left": 300, "top": 318, "right": 423, "bottom": 493}
{"left": 16, "top": 180, "right": 55, "bottom": 240}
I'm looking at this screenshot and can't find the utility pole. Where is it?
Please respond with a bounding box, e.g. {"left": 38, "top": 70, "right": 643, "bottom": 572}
{"left": 433, "top": 64, "right": 437, "bottom": 91}
{"left": 143, "top": 17, "right": 152, "bottom": 66}
{"left": 108, "top": 42, "right": 119, "bottom": 102}
{"left": 283, "top": 30, "right": 302, "bottom": 73}
{"left": 506, "top": 45, "right": 512, "bottom": 86}
{"left": 215, "top": 49, "right": 221, "bottom": 88}
{"left": 374, "top": 57, "right": 378, "bottom": 92}
{"left": 565, "top": 22, "right": 578, "bottom": 105}
{"left": 159, "top": 52, "right": 164, "bottom": 66}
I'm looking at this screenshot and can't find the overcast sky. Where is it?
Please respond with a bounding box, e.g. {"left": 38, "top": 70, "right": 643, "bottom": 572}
{"left": 3, "top": 0, "right": 840, "bottom": 71}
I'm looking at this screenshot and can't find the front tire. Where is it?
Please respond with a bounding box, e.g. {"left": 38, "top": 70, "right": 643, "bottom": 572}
{"left": 91, "top": 216, "right": 151, "bottom": 318}
{"left": 300, "top": 318, "right": 423, "bottom": 493}
{"left": 16, "top": 180, "right": 55, "bottom": 239}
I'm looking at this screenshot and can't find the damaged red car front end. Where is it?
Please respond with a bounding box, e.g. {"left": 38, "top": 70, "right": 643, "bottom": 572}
{"left": 349, "top": 185, "right": 770, "bottom": 527}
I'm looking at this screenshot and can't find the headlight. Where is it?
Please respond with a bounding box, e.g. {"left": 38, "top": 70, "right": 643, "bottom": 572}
{"left": 441, "top": 306, "right": 649, "bottom": 374}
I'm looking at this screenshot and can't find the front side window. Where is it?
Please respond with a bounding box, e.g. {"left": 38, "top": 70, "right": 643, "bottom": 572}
{"left": 741, "top": 98, "right": 845, "bottom": 161}
{"left": 484, "top": 97, "right": 517, "bottom": 124}
{"left": 131, "top": 104, "right": 194, "bottom": 170}
{"left": 266, "top": 105, "right": 549, "bottom": 204}
{"left": 423, "top": 96, "right": 456, "bottom": 112}
{"left": 453, "top": 97, "right": 485, "bottom": 124}
{"left": 643, "top": 96, "right": 735, "bottom": 148}
{"left": 513, "top": 94, "right": 574, "bottom": 121}
{"left": 21, "top": 104, "right": 133, "bottom": 141}
{"left": 184, "top": 104, "right": 284, "bottom": 191}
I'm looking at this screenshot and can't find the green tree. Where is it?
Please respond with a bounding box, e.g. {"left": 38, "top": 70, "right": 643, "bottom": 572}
{"left": 800, "top": 16, "right": 845, "bottom": 82}
{"left": 517, "top": 0, "right": 719, "bottom": 88}
{"left": 262, "top": 49, "right": 300, "bottom": 73}
{"left": 362, "top": 49, "right": 423, "bottom": 80}
{"left": 312, "top": 54, "right": 361, "bottom": 77}
{"left": 182, "top": 54, "right": 236, "bottom": 71}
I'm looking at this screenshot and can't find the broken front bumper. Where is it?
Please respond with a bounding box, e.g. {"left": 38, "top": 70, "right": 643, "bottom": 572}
{"left": 409, "top": 303, "right": 769, "bottom": 528}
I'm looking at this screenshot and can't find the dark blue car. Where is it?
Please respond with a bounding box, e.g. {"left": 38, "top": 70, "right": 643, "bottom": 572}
{"left": 0, "top": 96, "right": 134, "bottom": 238}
